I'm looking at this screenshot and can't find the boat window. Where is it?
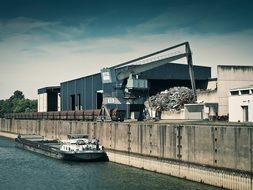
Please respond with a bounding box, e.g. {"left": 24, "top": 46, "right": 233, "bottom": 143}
{"left": 77, "top": 140, "right": 85, "bottom": 145}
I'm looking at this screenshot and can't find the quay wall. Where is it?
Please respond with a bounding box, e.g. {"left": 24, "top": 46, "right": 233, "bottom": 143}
{"left": 0, "top": 118, "right": 252, "bottom": 190}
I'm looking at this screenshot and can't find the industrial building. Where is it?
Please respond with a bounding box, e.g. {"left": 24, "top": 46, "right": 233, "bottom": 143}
{"left": 38, "top": 42, "right": 213, "bottom": 119}
{"left": 37, "top": 42, "right": 253, "bottom": 122}
{"left": 60, "top": 63, "right": 210, "bottom": 111}
{"left": 57, "top": 42, "right": 213, "bottom": 120}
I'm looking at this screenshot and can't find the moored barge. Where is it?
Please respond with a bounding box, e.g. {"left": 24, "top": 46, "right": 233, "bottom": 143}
{"left": 15, "top": 134, "right": 108, "bottom": 161}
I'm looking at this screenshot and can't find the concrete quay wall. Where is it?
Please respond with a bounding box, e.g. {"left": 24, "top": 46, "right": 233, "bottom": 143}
{"left": 0, "top": 118, "right": 252, "bottom": 190}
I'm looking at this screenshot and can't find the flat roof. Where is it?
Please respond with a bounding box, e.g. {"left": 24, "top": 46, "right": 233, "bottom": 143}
{"left": 218, "top": 65, "right": 253, "bottom": 67}
{"left": 230, "top": 85, "right": 253, "bottom": 91}
{"left": 38, "top": 86, "right": 61, "bottom": 94}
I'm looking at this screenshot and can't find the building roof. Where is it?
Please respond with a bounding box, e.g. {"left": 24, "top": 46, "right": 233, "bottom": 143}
{"left": 60, "top": 62, "right": 211, "bottom": 85}
{"left": 38, "top": 86, "right": 61, "bottom": 94}
{"left": 218, "top": 65, "right": 253, "bottom": 71}
{"left": 230, "top": 85, "right": 253, "bottom": 91}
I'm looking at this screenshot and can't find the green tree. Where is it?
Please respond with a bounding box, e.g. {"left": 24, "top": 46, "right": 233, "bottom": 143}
{"left": 9, "top": 90, "right": 25, "bottom": 101}
{"left": 0, "top": 99, "right": 12, "bottom": 117}
{"left": 0, "top": 90, "right": 37, "bottom": 118}
{"left": 13, "top": 99, "right": 37, "bottom": 113}
{"left": 0, "top": 100, "right": 4, "bottom": 118}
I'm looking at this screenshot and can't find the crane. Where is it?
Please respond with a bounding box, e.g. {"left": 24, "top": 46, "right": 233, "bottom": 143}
{"left": 98, "top": 42, "right": 196, "bottom": 121}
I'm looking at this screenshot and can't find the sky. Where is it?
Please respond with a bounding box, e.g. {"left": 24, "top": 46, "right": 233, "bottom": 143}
{"left": 0, "top": 0, "right": 253, "bottom": 99}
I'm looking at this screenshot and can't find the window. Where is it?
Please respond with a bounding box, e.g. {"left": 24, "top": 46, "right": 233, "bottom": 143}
{"left": 241, "top": 90, "right": 250, "bottom": 95}
{"left": 230, "top": 91, "right": 239, "bottom": 96}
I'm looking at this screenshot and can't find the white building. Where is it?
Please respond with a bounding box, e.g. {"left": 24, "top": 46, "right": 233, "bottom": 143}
{"left": 228, "top": 85, "right": 253, "bottom": 122}
{"left": 197, "top": 65, "right": 253, "bottom": 117}
{"left": 38, "top": 86, "right": 61, "bottom": 112}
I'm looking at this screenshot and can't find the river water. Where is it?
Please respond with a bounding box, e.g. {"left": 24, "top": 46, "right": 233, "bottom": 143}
{"left": 0, "top": 137, "right": 223, "bottom": 190}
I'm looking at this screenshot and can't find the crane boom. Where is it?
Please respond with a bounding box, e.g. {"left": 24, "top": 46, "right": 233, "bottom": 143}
{"left": 116, "top": 53, "right": 188, "bottom": 80}
{"left": 111, "top": 42, "right": 190, "bottom": 69}
{"left": 113, "top": 42, "right": 196, "bottom": 100}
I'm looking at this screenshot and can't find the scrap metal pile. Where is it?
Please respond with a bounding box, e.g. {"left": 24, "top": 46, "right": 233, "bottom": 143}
{"left": 147, "top": 87, "right": 195, "bottom": 111}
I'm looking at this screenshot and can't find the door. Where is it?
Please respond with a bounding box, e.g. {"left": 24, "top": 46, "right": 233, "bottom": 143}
{"left": 242, "top": 106, "right": 249, "bottom": 122}
{"left": 70, "top": 95, "right": 75, "bottom": 110}
{"left": 96, "top": 92, "right": 103, "bottom": 109}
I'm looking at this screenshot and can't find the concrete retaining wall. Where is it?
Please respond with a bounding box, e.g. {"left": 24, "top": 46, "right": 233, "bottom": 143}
{"left": 0, "top": 118, "right": 252, "bottom": 190}
{"left": 161, "top": 110, "right": 185, "bottom": 120}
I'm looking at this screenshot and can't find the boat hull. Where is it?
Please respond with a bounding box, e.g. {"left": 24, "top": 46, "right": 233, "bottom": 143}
{"left": 61, "top": 151, "right": 108, "bottom": 161}
{"left": 15, "top": 137, "right": 108, "bottom": 162}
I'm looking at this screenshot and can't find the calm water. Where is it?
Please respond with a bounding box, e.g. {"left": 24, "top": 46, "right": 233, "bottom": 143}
{"left": 0, "top": 137, "right": 223, "bottom": 190}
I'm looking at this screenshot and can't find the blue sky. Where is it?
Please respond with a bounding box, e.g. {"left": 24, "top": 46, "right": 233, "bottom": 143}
{"left": 0, "top": 0, "right": 253, "bottom": 99}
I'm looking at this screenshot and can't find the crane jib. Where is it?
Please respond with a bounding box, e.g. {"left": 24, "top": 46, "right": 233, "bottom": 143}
{"left": 116, "top": 53, "right": 188, "bottom": 81}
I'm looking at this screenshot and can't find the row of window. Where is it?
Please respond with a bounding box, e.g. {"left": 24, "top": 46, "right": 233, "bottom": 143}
{"left": 230, "top": 89, "right": 253, "bottom": 96}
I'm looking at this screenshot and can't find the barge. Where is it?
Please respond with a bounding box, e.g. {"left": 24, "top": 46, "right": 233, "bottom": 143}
{"left": 15, "top": 134, "right": 109, "bottom": 161}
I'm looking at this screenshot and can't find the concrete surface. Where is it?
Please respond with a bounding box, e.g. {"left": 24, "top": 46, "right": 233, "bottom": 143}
{"left": 0, "top": 118, "right": 252, "bottom": 190}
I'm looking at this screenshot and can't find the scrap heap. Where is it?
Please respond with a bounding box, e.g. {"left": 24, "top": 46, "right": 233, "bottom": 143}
{"left": 148, "top": 87, "right": 195, "bottom": 111}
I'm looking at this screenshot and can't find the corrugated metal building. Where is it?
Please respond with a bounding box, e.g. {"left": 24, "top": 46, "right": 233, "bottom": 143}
{"left": 60, "top": 63, "right": 211, "bottom": 111}
{"left": 61, "top": 74, "right": 102, "bottom": 111}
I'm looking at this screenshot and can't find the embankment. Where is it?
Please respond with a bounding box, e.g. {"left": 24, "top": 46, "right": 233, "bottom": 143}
{"left": 0, "top": 118, "right": 252, "bottom": 190}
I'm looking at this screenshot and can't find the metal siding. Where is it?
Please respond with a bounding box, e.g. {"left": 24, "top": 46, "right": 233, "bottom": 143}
{"left": 38, "top": 88, "right": 47, "bottom": 94}
{"left": 38, "top": 86, "right": 60, "bottom": 94}
{"left": 80, "top": 78, "right": 84, "bottom": 110}
{"left": 139, "top": 63, "right": 211, "bottom": 80}
{"left": 64, "top": 83, "right": 67, "bottom": 111}
{"left": 83, "top": 78, "right": 87, "bottom": 109}
{"left": 60, "top": 81, "right": 75, "bottom": 111}
{"left": 66, "top": 81, "right": 73, "bottom": 110}
{"left": 92, "top": 74, "right": 103, "bottom": 109}
{"left": 60, "top": 83, "right": 64, "bottom": 111}
{"left": 86, "top": 76, "right": 92, "bottom": 109}
{"left": 75, "top": 79, "right": 82, "bottom": 109}
{"left": 60, "top": 64, "right": 209, "bottom": 111}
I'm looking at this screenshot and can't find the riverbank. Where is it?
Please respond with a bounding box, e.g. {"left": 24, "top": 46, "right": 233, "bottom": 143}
{"left": 0, "top": 136, "right": 222, "bottom": 190}
{"left": 0, "top": 118, "right": 252, "bottom": 190}
{"left": 0, "top": 131, "right": 17, "bottom": 139}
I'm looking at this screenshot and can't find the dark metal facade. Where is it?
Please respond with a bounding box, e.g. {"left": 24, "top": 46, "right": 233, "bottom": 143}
{"left": 61, "top": 74, "right": 102, "bottom": 111}
{"left": 60, "top": 63, "right": 211, "bottom": 111}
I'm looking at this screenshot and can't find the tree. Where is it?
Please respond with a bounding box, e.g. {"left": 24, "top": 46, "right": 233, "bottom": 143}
{"left": 13, "top": 99, "right": 37, "bottom": 113}
{"left": 0, "top": 100, "right": 4, "bottom": 118}
{"left": 0, "top": 90, "right": 37, "bottom": 118}
{"left": 9, "top": 90, "right": 25, "bottom": 101}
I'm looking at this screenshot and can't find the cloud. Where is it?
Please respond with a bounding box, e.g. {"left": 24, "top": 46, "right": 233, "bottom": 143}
{"left": 127, "top": 1, "right": 253, "bottom": 35}
{"left": 0, "top": 17, "right": 55, "bottom": 40}
{"left": 0, "top": 16, "right": 97, "bottom": 43}
{"left": 0, "top": 14, "right": 253, "bottom": 99}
